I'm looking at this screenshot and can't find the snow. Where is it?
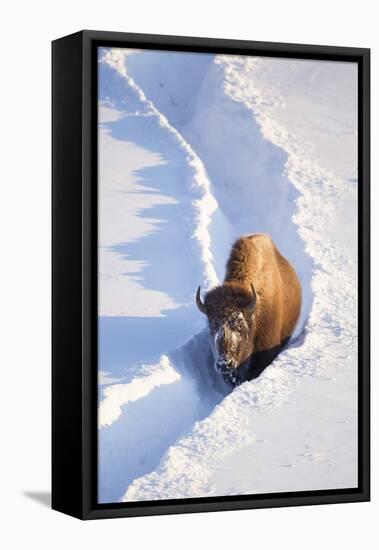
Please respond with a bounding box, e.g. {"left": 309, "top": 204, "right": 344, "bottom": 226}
{"left": 98, "top": 47, "right": 358, "bottom": 503}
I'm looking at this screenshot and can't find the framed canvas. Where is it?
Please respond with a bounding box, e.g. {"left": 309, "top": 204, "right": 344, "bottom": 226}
{"left": 52, "top": 30, "right": 370, "bottom": 520}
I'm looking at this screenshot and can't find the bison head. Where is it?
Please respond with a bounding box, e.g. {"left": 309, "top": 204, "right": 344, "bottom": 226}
{"left": 196, "top": 283, "right": 256, "bottom": 385}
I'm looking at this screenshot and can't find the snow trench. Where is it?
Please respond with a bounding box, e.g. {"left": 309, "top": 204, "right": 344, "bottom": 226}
{"left": 98, "top": 50, "right": 358, "bottom": 502}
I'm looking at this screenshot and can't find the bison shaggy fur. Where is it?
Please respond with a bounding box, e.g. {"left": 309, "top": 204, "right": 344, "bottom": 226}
{"left": 196, "top": 234, "right": 302, "bottom": 386}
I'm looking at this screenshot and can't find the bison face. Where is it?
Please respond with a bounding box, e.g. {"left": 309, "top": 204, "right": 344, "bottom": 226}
{"left": 196, "top": 284, "right": 256, "bottom": 386}
{"left": 210, "top": 311, "right": 250, "bottom": 376}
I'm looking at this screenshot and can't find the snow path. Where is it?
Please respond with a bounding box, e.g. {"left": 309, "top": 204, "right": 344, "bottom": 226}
{"left": 98, "top": 49, "right": 358, "bottom": 502}
{"left": 98, "top": 49, "right": 229, "bottom": 502}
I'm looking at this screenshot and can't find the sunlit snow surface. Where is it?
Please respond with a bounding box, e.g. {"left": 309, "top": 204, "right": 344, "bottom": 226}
{"left": 98, "top": 48, "right": 358, "bottom": 503}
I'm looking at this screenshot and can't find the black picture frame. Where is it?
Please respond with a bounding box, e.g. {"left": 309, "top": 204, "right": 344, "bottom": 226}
{"left": 52, "top": 30, "right": 370, "bottom": 520}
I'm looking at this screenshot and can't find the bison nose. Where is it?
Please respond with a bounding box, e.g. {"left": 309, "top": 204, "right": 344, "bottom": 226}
{"left": 216, "top": 360, "right": 234, "bottom": 374}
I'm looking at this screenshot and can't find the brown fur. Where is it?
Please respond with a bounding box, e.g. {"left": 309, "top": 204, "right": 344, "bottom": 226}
{"left": 199, "top": 234, "right": 301, "bottom": 384}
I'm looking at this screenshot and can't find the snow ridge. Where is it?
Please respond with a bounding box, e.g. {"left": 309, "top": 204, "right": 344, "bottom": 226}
{"left": 99, "top": 355, "right": 180, "bottom": 427}
{"left": 101, "top": 48, "right": 220, "bottom": 291}
{"left": 217, "top": 55, "right": 358, "bottom": 376}
{"left": 124, "top": 362, "right": 298, "bottom": 500}
{"left": 98, "top": 49, "right": 228, "bottom": 503}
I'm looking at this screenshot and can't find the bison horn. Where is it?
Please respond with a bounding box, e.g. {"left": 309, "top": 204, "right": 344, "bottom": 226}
{"left": 246, "top": 284, "right": 257, "bottom": 313}
{"left": 196, "top": 286, "right": 207, "bottom": 314}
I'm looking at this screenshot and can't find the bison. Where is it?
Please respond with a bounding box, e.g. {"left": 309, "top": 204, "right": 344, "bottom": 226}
{"left": 196, "top": 234, "right": 301, "bottom": 386}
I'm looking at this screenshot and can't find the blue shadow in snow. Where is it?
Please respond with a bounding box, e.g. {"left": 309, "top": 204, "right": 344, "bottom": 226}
{"left": 101, "top": 86, "right": 200, "bottom": 308}
{"left": 99, "top": 328, "right": 226, "bottom": 504}
{"left": 99, "top": 65, "right": 208, "bottom": 380}
{"left": 99, "top": 377, "right": 194, "bottom": 503}
{"left": 99, "top": 308, "right": 201, "bottom": 381}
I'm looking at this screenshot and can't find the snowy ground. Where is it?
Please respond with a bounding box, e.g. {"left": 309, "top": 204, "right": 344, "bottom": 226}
{"left": 98, "top": 48, "right": 358, "bottom": 503}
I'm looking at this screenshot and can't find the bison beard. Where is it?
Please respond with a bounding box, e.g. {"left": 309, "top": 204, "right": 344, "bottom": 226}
{"left": 196, "top": 234, "right": 301, "bottom": 387}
